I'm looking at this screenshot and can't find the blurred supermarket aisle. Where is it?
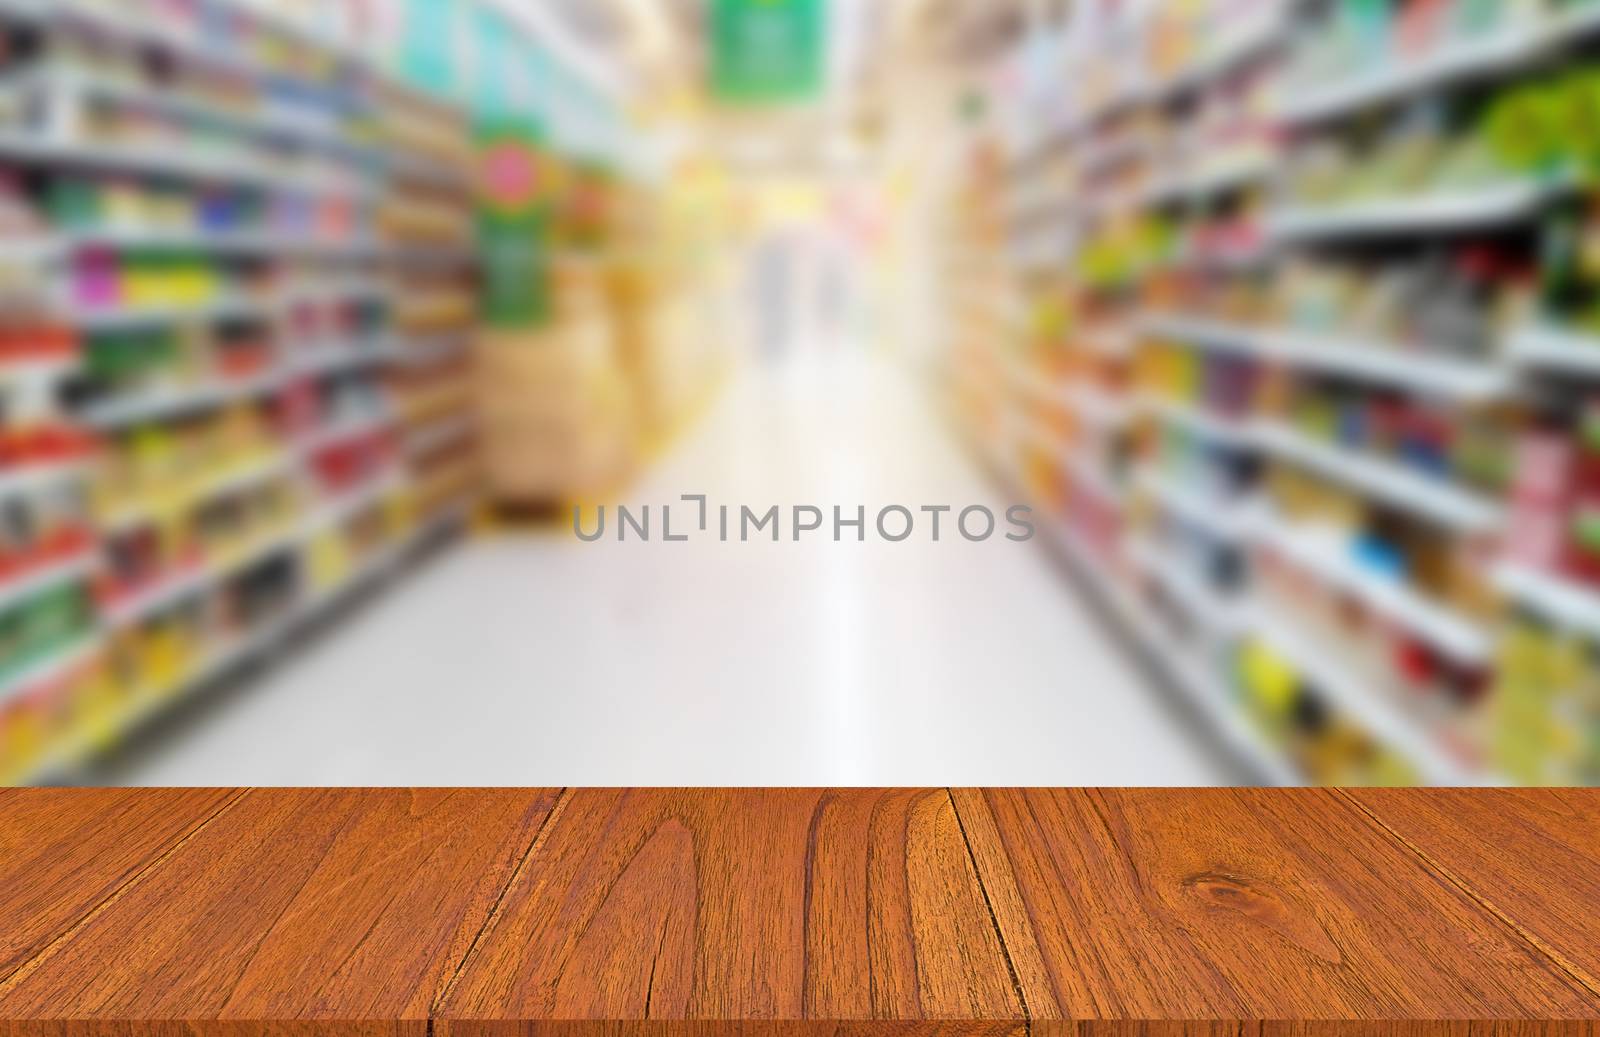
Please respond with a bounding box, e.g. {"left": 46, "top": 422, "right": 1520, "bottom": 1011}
{"left": 99, "top": 350, "right": 1233, "bottom": 786}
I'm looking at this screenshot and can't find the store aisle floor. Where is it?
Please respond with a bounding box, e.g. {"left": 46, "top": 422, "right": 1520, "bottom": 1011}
{"left": 102, "top": 351, "right": 1235, "bottom": 785}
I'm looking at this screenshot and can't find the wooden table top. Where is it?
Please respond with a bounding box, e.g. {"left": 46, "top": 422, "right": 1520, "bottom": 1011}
{"left": 0, "top": 788, "right": 1597, "bottom": 1036}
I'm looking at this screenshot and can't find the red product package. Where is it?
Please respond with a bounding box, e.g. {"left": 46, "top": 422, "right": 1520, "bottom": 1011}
{"left": 1505, "top": 428, "right": 1573, "bottom": 571}
{"left": 1564, "top": 402, "right": 1600, "bottom": 584}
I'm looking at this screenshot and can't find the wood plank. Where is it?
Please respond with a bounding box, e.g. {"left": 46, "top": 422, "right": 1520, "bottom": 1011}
{"left": 0, "top": 1024, "right": 419, "bottom": 1037}
{"left": 0, "top": 788, "right": 242, "bottom": 983}
{"left": 1343, "top": 788, "right": 1600, "bottom": 997}
{"left": 951, "top": 788, "right": 1600, "bottom": 1024}
{"left": 1, "top": 789, "right": 1599, "bottom": 1036}
{"left": 0, "top": 788, "right": 560, "bottom": 1033}
{"left": 434, "top": 1025, "right": 1025, "bottom": 1037}
{"left": 1050, "top": 1026, "right": 1600, "bottom": 1036}
{"left": 433, "top": 788, "right": 1024, "bottom": 1032}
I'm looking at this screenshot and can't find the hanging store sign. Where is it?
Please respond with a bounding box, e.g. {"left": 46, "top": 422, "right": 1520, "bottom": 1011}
{"left": 710, "top": 0, "right": 825, "bottom": 105}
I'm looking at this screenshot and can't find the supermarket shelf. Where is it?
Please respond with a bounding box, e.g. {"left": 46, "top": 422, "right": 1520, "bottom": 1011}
{"left": 1140, "top": 395, "right": 1258, "bottom": 449}
{"left": 1160, "top": 241, "right": 1275, "bottom": 275}
{"left": 31, "top": 581, "right": 332, "bottom": 781}
{"left": 100, "top": 523, "right": 302, "bottom": 628}
{"left": 297, "top": 408, "right": 396, "bottom": 455}
{"left": 228, "top": 0, "right": 373, "bottom": 70}
{"left": 1039, "top": 517, "right": 1301, "bottom": 786}
{"left": 43, "top": 68, "right": 380, "bottom": 165}
{"left": 1256, "top": 328, "right": 1510, "bottom": 401}
{"left": 285, "top": 279, "right": 392, "bottom": 310}
{"left": 0, "top": 237, "right": 62, "bottom": 264}
{"left": 980, "top": 436, "right": 1455, "bottom": 787}
{"left": 1064, "top": 7, "right": 1287, "bottom": 138}
{"left": 1137, "top": 468, "right": 1253, "bottom": 542}
{"left": 1494, "top": 561, "right": 1600, "bottom": 640}
{"left": 0, "top": 0, "right": 485, "bottom": 787}
{"left": 1076, "top": 323, "right": 1134, "bottom": 358}
{"left": 1270, "top": 179, "right": 1563, "bottom": 240}
{"left": 1279, "top": 30, "right": 1543, "bottom": 124}
{"left": 290, "top": 342, "right": 394, "bottom": 378}
{"left": 1141, "top": 311, "right": 1261, "bottom": 353}
{"left": 1077, "top": 134, "right": 1150, "bottom": 180}
{"left": 1144, "top": 6, "right": 1288, "bottom": 100}
{"left": 26, "top": 504, "right": 458, "bottom": 783}
{"left": 0, "top": 0, "right": 42, "bottom": 21}
{"left": 101, "top": 453, "right": 294, "bottom": 535}
{"left": 81, "top": 367, "right": 287, "bottom": 428}
{"left": 1153, "top": 645, "right": 1304, "bottom": 788}
{"left": 1126, "top": 537, "right": 1247, "bottom": 636}
{"left": 1060, "top": 448, "right": 1125, "bottom": 506}
{"left": 24, "top": 616, "right": 287, "bottom": 782}
{"left": 1280, "top": 8, "right": 1600, "bottom": 125}
{"left": 1249, "top": 610, "right": 1481, "bottom": 785}
{"left": 303, "top": 471, "right": 404, "bottom": 533}
{"left": 1140, "top": 154, "right": 1273, "bottom": 206}
{"left": 1064, "top": 385, "right": 1136, "bottom": 427}
{"left": 82, "top": 342, "right": 393, "bottom": 434}
{"left": 1505, "top": 322, "right": 1600, "bottom": 376}
{"left": 49, "top": 0, "right": 354, "bottom": 84}
{"left": 968, "top": 433, "right": 1299, "bottom": 785}
{"left": 63, "top": 226, "right": 381, "bottom": 259}
{"left": 70, "top": 295, "right": 279, "bottom": 332}
{"left": 294, "top": 534, "right": 407, "bottom": 617}
{"left": 0, "top": 551, "right": 98, "bottom": 614}
{"left": 1253, "top": 421, "right": 1503, "bottom": 532}
{"left": 0, "top": 131, "right": 372, "bottom": 199}
{"left": 0, "top": 459, "right": 89, "bottom": 500}
{"left": 0, "top": 633, "right": 100, "bottom": 706}
{"left": 0, "top": 356, "right": 80, "bottom": 388}
{"left": 1143, "top": 312, "right": 1512, "bottom": 400}
{"left": 1250, "top": 512, "right": 1492, "bottom": 664}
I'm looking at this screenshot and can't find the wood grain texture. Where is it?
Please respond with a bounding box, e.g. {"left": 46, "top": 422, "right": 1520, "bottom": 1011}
{"left": 951, "top": 788, "right": 1600, "bottom": 1023}
{"left": 1343, "top": 788, "right": 1600, "bottom": 998}
{"left": 434, "top": 788, "right": 1023, "bottom": 1029}
{"left": 0, "top": 788, "right": 560, "bottom": 1030}
{"left": 0, "top": 789, "right": 241, "bottom": 983}
{"left": 0, "top": 789, "right": 1598, "bottom": 1037}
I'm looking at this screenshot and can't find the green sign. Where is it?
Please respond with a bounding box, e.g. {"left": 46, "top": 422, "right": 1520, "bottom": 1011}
{"left": 711, "top": 0, "right": 825, "bottom": 105}
{"left": 476, "top": 121, "right": 553, "bottom": 329}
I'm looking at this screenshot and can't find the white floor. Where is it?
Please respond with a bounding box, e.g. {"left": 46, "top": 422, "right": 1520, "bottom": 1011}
{"left": 104, "top": 351, "right": 1233, "bottom": 785}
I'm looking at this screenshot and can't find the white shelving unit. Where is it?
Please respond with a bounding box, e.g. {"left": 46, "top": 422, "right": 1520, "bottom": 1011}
{"left": 0, "top": 635, "right": 100, "bottom": 708}
{"left": 1127, "top": 537, "right": 1248, "bottom": 637}
{"left": 1247, "top": 610, "right": 1483, "bottom": 785}
{"left": 1506, "top": 323, "right": 1600, "bottom": 376}
{"left": 1250, "top": 421, "right": 1504, "bottom": 534}
{"left": 959, "top": 0, "right": 1598, "bottom": 786}
{"left": 1279, "top": 29, "right": 1544, "bottom": 125}
{"left": 0, "top": 553, "right": 99, "bottom": 616}
{"left": 1249, "top": 512, "right": 1493, "bottom": 665}
{"left": 1138, "top": 469, "right": 1253, "bottom": 543}
{"left": 1269, "top": 179, "right": 1564, "bottom": 241}
{"left": 1037, "top": 513, "right": 1300, "bottom": 786}
{"left": 1140, "top": 395, "right": 1257, "bottom": 449}
{"left": 0, "top": 0, "right": 483, "bottom": 784}
{"left": 1495, "top": 562, "right": 1600, "bottom": 641}
{"left": 1143, "top": 311, "right": 1512, "bottom": 401}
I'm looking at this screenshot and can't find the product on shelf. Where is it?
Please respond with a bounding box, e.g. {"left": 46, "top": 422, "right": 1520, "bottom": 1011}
{"left": 0, "top": 0, "right": 465, "bottom": 783}
{"left": 1492, "top": 609, "right": 1600, "bottom": 783}
{"left": 1234, "top": 636, "right": 1421, "bottom": 785}
{"left": 947, "top": 0, "right": 1600, "bottom": 785}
